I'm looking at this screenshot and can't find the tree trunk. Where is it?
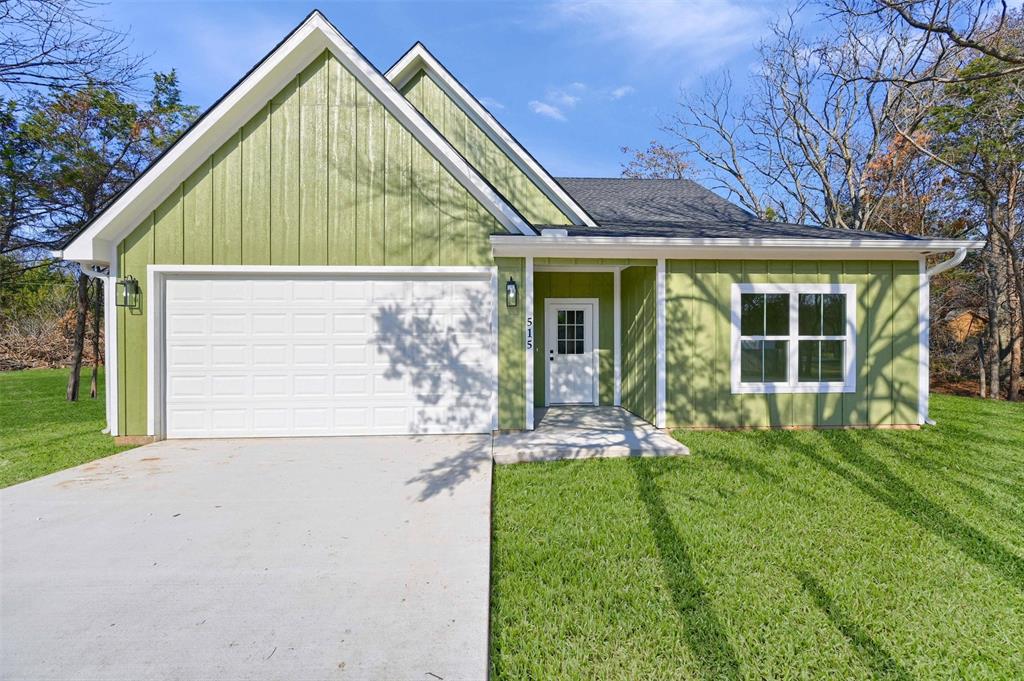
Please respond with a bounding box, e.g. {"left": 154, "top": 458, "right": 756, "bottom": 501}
{"left": 978, "top": 335, "right": 988, "bottom": 398}
{"left": 66, "top": 271, "right": 89, "bottom": 402}
{"left": 90, "top": 277, "right": 102, "bottom": 399}
{"left": 985, "top": 256, "right": 1002, "bottom": 399}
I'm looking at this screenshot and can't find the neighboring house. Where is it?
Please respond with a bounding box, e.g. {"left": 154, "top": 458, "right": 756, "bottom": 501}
{"left": 59, "top": 11, "right": 982, "bottom": 442}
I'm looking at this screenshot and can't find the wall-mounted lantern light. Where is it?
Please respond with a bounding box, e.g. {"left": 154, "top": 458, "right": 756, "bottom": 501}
{"left": 505, "top": 276, "right": 519, "bottom": 308}
{"left": 115, "top": 275, "right": 140, "bottom": 309}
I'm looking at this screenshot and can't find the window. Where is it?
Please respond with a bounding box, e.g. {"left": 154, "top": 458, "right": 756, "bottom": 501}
{"left": 731, "top": 283, "right": 856, "bottom": 393}
{"left": 557, "top": 309, "right": 585, "bottom": 355}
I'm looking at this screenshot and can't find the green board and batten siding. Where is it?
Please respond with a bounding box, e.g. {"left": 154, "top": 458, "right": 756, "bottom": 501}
{"left": 620, "top": 266, "right": 658, "bottom": 424}
{"left": 116, "top": 50, "right": 513, "bottom": 435}
{"left": 665, "top": 259, "right": 920, "bottom": 428}
{"left": 400, "top": 71, "right": 573, "bottom": 227}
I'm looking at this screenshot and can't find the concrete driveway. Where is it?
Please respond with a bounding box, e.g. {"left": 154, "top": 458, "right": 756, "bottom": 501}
{"left": 1, "top": 435, "right": 492, "bottom": 681}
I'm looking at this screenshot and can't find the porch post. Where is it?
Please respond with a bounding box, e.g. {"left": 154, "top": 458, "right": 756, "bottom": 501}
{"left": 655, "top": 258, "right": 666, "bottom": 428}
{"left": 613, "top": 267, "right": 621, "bottom": 406}
{"left": 525, "top": 255, "right": 534, "bottom": 430}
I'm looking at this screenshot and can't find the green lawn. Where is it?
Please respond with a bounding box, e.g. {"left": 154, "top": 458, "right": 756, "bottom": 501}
{"left": 491, "top": 395, "right": 1024, "bottom": 680}
{"left": 0, "top": 368, "right": 132, "bottom": 488}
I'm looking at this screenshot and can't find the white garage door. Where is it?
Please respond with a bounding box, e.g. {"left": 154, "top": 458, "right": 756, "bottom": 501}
{"left": 163, "top": 274, "right": 496, "bottom": 438}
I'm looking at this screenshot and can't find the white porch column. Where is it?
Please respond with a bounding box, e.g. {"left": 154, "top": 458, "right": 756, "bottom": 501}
{"left": 525, "top": 256, "right": 534, "bottom": 430}
{"left": 613, "top": 267, "right": 622, "bottom": 406}
{"left": 655, "top": 258, "right": 667, "bottom": 428}
{"left": 918, "top": 258, "right": 929, "bottom": 425}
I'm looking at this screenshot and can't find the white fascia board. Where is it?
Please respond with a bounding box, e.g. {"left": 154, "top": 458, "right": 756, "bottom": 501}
{"left": 386, "top": 43, "right": 597, "bottom": 228}
{"left": 63, "top": 12, "right": 532, "bottom": 265}
{"left": 490, "top": 235, "right": 985, "bottom": 260}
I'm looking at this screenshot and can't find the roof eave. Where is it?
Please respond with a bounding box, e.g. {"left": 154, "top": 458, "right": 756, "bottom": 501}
{"left": 489, "top": 234, "right": 985, "bottom": 260}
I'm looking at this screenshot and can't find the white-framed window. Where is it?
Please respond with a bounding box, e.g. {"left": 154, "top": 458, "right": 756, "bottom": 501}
{"left": 730, "top": 283, "right": 857, "bottom": 394}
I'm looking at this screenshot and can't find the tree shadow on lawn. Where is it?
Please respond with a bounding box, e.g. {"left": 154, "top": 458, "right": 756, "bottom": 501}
{"left": 794, "top": 571, "right": 911, "bottom": 681}
{"left": 631, "top": 457, "right": 742, "bottom": 681}
{"left": 773, "top": 431, "right": 1024, "bottom": 594}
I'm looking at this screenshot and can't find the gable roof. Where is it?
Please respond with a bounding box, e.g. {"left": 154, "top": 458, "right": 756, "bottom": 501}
{"left": 385, "top": 42, "right": 598, "bottom": 228}
{"left": 550, "top": 177, "right": 925, "bottom": 241}
{"left": 61, "top": 10, "right": 534, "bottom": 264}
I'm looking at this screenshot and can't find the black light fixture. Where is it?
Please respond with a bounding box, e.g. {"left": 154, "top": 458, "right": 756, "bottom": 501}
{"left": 115, "top": 275, "right": 140, "bottom": 309}
{"left": 505, "top": 276, "right": 519, "bottom": 308}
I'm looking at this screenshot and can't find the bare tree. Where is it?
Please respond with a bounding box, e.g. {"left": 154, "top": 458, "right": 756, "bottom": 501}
{"left": 0, "top": 0, "right": 142, "bottom": 92}
{"left": 831, "top": 0, "right": 1024, "bottom": 82}
{"left": 620, "top": 140, "right": 693, "bottom": 179}
{"left": 661, "top": 10, "right": 936, "bottom": 230}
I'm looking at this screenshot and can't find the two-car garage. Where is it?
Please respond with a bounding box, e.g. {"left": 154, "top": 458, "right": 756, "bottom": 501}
{"left": 157, "top": 269, "right": 497, "bottom": 439}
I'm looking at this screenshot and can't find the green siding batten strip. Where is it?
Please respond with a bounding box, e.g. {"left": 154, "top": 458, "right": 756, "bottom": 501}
{"left": 497, "top": 257, "right": 525, "bottom": 430}
{"left": 620, "top": 265, "right": 657, "bottom": 424}
{"left": 113, "top": 51, "right": 510, "bottom": 435}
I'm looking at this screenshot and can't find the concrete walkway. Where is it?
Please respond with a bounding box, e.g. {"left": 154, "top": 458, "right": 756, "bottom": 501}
{"left": 1, "top": 435, "right": 492, "bottom": 681}
{"left": 492, "top": 406, "right": 689, "bottom": 464}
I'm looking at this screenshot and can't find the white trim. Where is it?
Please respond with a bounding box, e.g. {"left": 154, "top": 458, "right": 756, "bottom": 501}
{"left": 655, "top": 259, "right": 666, "bottom": 428}
{"left": 107, "top": 245, "right": 119, "bottom": 436}
{"left": 524, "top": 256, "right": 534, "bottom": 431}
{"left": 491, "top": 266, "right": 500, "bottom": 432}
{"left": 543, "top": 298, "right": 600, "bottom": 406}
{"left": 729, "top": 283, "right": 858, "bottom": 394}
{"left": 147, "top": 264, "right": 493, "bottom": 276}
{"left": 533, "top": 264, "right": 625, "bottom": 272}
{"left": 491, "top": 235, "right": 984, "bottom": 260}
{"left": 63, "top": 12, "right": 532, "bottom": 263}
{"left": 918, "top": 259, "right": 930, "bottom": 425}
{"left": 385, "top": 43, "right": 597, "bottom": 228}
{"left": 613, "top": 268, "right": 621, "bottom": 407}
{"left": 146, "top": 265, "right": 497, "bottom": 439}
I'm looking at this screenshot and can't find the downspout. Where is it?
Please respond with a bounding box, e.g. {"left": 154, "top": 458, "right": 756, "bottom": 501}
{"left": 921, "top": 247, "right": 968, "bottom": 425}
{"left": 926, "top": 247, "right": 967, "bottom": 278}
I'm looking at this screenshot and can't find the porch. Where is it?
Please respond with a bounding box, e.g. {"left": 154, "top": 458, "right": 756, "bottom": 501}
{"left": 492, "top": 406, "right": 688, "bottom": 464}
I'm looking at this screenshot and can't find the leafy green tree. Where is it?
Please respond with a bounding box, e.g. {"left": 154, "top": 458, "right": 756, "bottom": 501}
{"left": 20, "top": 72, "right": 197, "bottom": 400}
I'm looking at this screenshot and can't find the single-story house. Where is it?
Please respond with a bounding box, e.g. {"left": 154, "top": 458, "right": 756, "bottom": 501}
{"left": 59, "top": 11, "right": 982, "bottom": 443}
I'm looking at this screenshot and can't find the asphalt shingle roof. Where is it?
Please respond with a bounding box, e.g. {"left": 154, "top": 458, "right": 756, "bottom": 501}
{"left": 548, "top": 177, "right": 921, "bottom": 240}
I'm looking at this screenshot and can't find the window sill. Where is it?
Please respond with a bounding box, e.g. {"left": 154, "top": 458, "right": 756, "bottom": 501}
{"left": 731, "top": 382, "right": 856, "bottom": 395}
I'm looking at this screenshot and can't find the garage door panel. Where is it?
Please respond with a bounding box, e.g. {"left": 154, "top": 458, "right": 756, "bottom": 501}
{"left": 164, "top": 275, "right": 495, "bottom": 438}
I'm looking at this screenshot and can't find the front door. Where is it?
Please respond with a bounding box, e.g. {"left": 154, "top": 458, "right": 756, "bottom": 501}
{"left": 545, "top": 302, "right": 596, "bottom": 405}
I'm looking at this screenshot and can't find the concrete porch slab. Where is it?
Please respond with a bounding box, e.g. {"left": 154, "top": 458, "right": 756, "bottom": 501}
{"left": 492, "top": 406, "right": 689, "bottom": 464}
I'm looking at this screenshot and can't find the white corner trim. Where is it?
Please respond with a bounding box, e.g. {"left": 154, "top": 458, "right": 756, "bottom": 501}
{"left": 385, "top": 43, "right": 597, "bottom": 228}
{"left": 918, "top": 259, "right": 930, "bottom": 425}
{"left": 491, "top": 266, "right": 500, "bottom": 432}
{"left": 543, "top": 298, "right": 601, "bottom": 407}
{"left": 613, "top": 268, "right": 622, "bottom": 407}
{"left": 63, "top": 12, "right": 532, "bottom": 263}
{"left": 655, "top": 259, "right": 666, "bottom": 428}
{"left": 729, "top": 282, "right": 858, "bottom": 394}
{"left": 525, "top": 256, "right": 534, "bottom": 430}
{"left": 107, "top": 245, "right": 119, "bottom": 436}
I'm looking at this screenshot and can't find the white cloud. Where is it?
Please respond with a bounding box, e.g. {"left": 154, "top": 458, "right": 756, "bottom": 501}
{"left": 547, "top": 87, "right": 581, "bottom": 108}
{"left": 549, "top": 0, "right": 769, "bottom": 66}
{"left": 479, "top": 96, "right": 505, "bottom": 110}
{"left": 529, "top": 100, "right": 567, "bottom": 121}
{"left": 610, "top": 85, "right": 635, "bottom": 99}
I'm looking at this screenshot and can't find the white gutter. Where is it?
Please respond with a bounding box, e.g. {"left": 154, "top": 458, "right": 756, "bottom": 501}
{"left": 925, "top": 247, "right": 968, "bottom": 277}
{"left": 490, "top": 235, "right": 984, "bottom": 259}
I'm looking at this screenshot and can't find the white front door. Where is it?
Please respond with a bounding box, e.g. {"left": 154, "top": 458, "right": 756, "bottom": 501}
{"left": 545, "top": 301, "right": 597, "bottom": 405}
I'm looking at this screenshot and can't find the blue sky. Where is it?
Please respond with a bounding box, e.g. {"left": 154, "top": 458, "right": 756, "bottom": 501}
{"left": 95, "top": 1, "right": 785, "bottom": 177}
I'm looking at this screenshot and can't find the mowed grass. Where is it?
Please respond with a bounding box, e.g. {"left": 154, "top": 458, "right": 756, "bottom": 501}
{"left": 491, "top": 395, "right": 1024, "bottom": 680}
{"left": 0, "top": 368, "right": 132, "bottom": 488}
